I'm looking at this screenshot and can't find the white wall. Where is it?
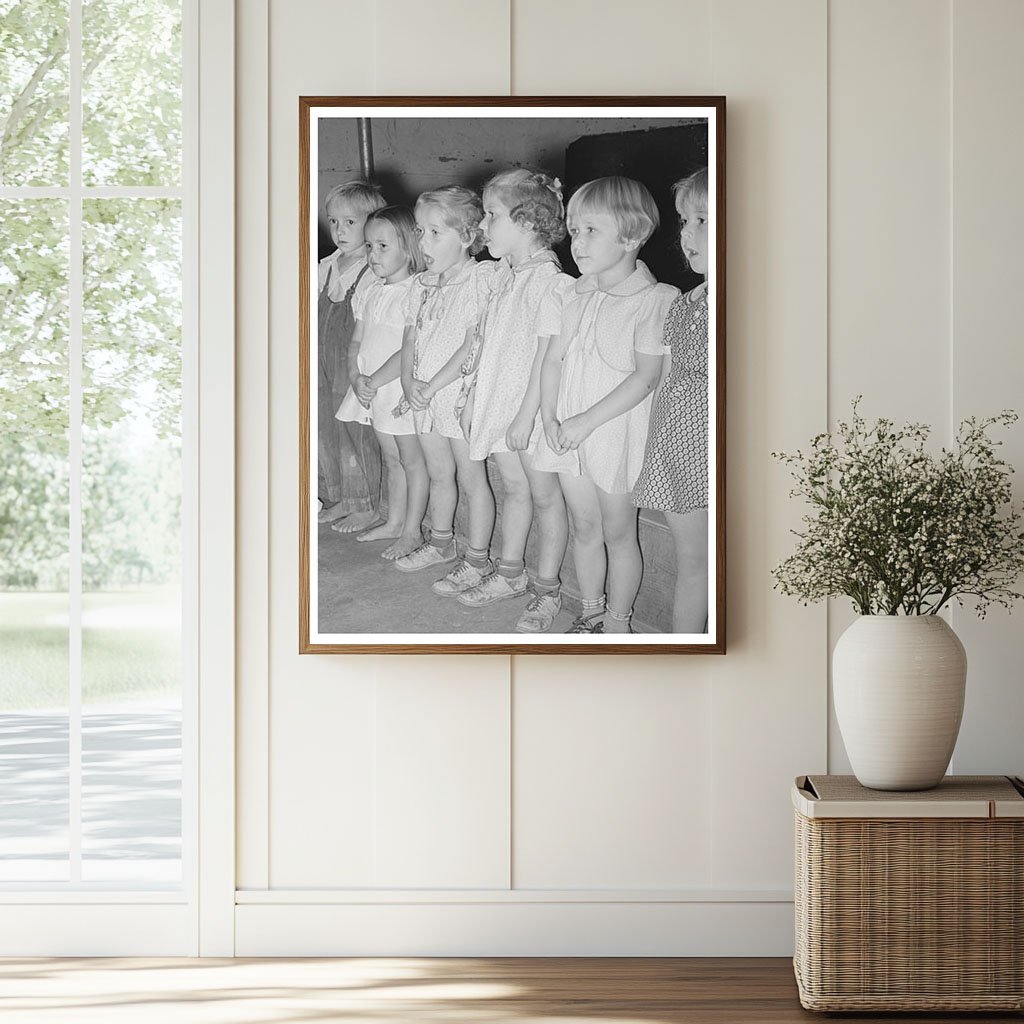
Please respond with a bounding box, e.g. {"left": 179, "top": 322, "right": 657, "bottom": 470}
{"left": 234, "top": 0, "right": 1024, "bottom": 955}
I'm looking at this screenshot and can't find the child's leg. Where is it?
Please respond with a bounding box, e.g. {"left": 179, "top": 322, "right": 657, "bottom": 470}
{"left": 492, "top": 451, "right": 533, "bottom": 563}
{"left": 381, "top": 433, "right": 429, "bottom": 560}
{"left": 558, "top": 472, "right": 608, "bottom": 632}
{"left": 418, "top": 431, "right": 457, "bottom": 534}
{"left": 665, "top": 508, "right": 709, "bottom": 633}
{"left": 596, "top": 489, "right": 642, "bottom": 634}
{"left": 449, "top": 436, "right": 495, "bottom": 552}
{"left": 356, "top": 431, "right": 403, "bottom": 542}
{"left": 521, "top": 453, "right": 568, "bottom": 583}
{"left": 393, "top": 431, "right": 457, "bottom": 572}
{"left": 510, "top": 454, "right": 569, "bottom": 634}
{"left": 454, "top": 449, "right": 529, "bottom": 608}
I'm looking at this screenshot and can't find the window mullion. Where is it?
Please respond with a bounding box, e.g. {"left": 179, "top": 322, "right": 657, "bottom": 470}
{"left": 68, "top": 0, "right": 84, "bottom": 886}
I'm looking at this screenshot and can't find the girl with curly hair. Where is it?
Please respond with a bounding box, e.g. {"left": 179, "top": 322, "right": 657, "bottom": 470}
{"left": 437, "top": 169, "right": 574, "bottom": 634}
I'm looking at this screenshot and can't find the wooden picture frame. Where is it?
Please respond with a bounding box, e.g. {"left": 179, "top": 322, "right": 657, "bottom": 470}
{"left": 300, "top": 97, "right": 725, "bottom": 654}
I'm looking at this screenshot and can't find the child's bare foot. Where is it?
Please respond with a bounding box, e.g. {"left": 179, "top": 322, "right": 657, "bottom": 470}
{"left": 317, "top": 502, "right": 348, "bottom": 524}
{"left": 381, "top": 533, "right": 423, "bottom": 561}
{"left": 356, "top": 520, "right": 404, "bottom": 543}
{"left": 331, "top": 511, "right": 380, "bottom": 534}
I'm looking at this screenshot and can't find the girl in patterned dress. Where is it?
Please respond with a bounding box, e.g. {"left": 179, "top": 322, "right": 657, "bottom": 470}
{"left": 336, "top": 206, "right": 428, "bottom": 560}
{"left": 440, "top": 169, "right": 572, "bottom": 633}
{"left": 535, "top": 177, "right": 679, "bottom": 634}
{"left": 391, "top": 186, "right": 497, "bottom": 576}
{"left": 633, "top": 168, "right": 710, "bottom": 633}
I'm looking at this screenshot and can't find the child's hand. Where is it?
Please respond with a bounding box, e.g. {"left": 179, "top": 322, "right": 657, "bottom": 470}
{"left": 557, "top": 414, "right": 593, "bottom": 451}
{"left": 354, "top": 374, "right": 377, "bottom": 407}
{"left": 543, "top": 417, "right": 565, "bottom": 455}
{"left": 408, "top": 379, "right": 432, "bottom": 411}
{"left": 506, "top": 412, "right": 535, "bottom": 451}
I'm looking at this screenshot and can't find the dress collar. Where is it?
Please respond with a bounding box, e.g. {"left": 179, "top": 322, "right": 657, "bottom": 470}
{"left": 503, "top": 248, "right": 561, "bottom": 275}
{"left": 419, "top": 258, "right": 478, "bottom": 289}
{"left": 574, "top": 259, "right": 656, "bottom": 296}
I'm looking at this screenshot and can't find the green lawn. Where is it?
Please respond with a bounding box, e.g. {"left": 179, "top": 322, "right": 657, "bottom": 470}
{"left": 0, "top": 589, "right": 181, "bottom": 710}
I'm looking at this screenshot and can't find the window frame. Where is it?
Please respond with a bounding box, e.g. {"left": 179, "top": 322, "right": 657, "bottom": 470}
{"left": 0, "top": 0, "right": 235, "bottom": 956}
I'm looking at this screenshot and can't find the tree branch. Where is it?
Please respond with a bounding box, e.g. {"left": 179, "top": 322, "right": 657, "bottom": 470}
{"left": 0, "top": 27, "right": 68, "bottom": 178}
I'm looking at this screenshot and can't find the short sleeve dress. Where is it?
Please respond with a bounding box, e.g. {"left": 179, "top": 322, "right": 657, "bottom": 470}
{"left": 335, "top": 275, "right": 416, "bottom": 436}
{"left": 403, "top": 259, "right": 497, "bottom": 439}
{"left": 466, "top": 250, "right": 573, "bottom": 461}
{"left": 632, "top": 283, "right": 709, "bottom": 513}
{"left": 532, "top": 261, "right": 678, "bottom": 495}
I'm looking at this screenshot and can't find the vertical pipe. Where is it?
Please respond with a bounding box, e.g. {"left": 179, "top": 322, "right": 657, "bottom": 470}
{"left": 357, "top": 117, "right": 374, "bottom": 179}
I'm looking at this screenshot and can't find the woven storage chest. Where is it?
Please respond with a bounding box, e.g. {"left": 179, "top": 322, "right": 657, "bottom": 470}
{"left": 793, "top": 775, "right": 1024, "bottom": 1012}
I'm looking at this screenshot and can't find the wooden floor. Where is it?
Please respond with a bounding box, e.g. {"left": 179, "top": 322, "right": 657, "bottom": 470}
{"left": 0, "top": 957, "right": 1020, "bottom": 1023}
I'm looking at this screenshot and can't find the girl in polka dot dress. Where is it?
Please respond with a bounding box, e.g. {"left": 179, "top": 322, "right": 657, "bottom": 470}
{"left": 535, "top": 177, "right": 679, "bottom": 634}
{"left": 632, "top": 168, "right": 710, "bottom": 633}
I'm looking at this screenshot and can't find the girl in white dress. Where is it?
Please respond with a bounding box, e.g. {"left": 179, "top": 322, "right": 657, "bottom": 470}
{"left": 391, "top": 186, "right": 497, "bottom": 579}
{"left": 336, "top": 206, "right": 428, "bottom": 560}
{"left": 535, "top": 177, "right": 679, "bottom": 634}
{"left": 448, "top": 169, "right": 573, "bottom": 633}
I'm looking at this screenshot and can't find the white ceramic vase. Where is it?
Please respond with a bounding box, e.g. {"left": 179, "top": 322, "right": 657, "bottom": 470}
{"left": 833, "top": 615, "right": 967, "bottom": 791}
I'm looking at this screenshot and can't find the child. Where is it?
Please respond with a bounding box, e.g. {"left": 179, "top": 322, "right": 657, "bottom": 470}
{"left": 452, "top": 169, "right": 573, "bottom": 633}
{"left": 392, "top": 186, "right": 497, "bottom": 581}
{"left": 534, "top": 176, "right": 679, "bottom": 634}
{"left": 335, "top": 206, "right": 429, "bottom": 560}
{"left": 633, "top": 168, "right": 710, "bottom": 633}
{"left": 317, "top": 180, "right": 385, "bottom": 532}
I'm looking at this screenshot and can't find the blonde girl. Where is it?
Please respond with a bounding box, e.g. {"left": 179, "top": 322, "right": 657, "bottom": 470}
{"left": 392, "top": 186, "right": 497, "bottom": 579}
{"left": 448, "top": 168, "right": 572, "bottom": 633}
{"left": 633, "top": 168, "right": 710, "bottom": 632}
{"left": 335, "top": 206, "right": 429, "bottom": 560}
{"left": 535, "top": 176, "right": 679, "bottom": 634}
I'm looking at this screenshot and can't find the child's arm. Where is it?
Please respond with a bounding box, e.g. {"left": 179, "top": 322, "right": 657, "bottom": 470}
{"left": 556, "top": 351, "right": 664, "bottom": 450}
{"left": 367, "top": 350, "right": 401, "bottom": 389}
{"left": 415, "top": 323, "right": 477, "bottom": 408}
{"left": 400, "top": 324, "right": 419, "bottom": 402}
{"left": 539, "top": 331, "right": 570, "bottom": 454}
{"left": 346, "top": 320, "right": 365, "bottom": 390}
{"left": 506, "top": 333, "right": 555, "bottom": 451}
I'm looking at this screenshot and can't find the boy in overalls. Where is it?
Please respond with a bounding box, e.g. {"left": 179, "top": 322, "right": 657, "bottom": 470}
{"left": 317, "top": 181, "right": 385, "bottom": 530}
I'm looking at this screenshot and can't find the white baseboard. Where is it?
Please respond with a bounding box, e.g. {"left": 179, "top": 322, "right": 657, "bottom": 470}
{"left": 0, "top": 904, "right": 195, "bottom": 956}
{"left": 235, "top": 899, "right": 795, "bottom": 956}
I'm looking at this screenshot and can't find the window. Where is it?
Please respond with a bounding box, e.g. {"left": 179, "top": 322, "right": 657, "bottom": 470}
{"left": 0, "top": 0, "right": 193, "bottom": 891}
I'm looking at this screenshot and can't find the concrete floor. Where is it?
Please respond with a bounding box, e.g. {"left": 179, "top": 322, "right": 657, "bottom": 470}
{"left": 317, "top": 522, "right": 577, "bottom": 635}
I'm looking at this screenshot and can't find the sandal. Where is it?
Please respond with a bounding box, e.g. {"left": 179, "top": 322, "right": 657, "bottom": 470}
{"left": 567, "top": 611, "right": 605, "bottom": 634}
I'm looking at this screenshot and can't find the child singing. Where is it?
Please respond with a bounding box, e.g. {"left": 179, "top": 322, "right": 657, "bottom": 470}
{"left": 392, "top": 186, "right": 497, "bottom": 579}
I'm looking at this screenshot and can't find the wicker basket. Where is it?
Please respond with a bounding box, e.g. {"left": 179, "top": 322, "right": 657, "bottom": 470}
{"left": 793, "top": 775, "right": 1024, "bottom": 1012}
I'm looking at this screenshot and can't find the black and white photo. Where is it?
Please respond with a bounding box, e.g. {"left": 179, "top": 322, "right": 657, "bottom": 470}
{"left": 299, "top": 98, "right": 725, "bottom": 653}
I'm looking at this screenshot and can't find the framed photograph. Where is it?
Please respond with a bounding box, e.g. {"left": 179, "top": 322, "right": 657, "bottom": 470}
{"left": 300, "top": 97, "right": 725, "bottom": 654}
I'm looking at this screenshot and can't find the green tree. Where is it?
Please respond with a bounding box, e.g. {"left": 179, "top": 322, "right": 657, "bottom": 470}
{"left": 1, "top": 0, "right": 183, "bottom": 591}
